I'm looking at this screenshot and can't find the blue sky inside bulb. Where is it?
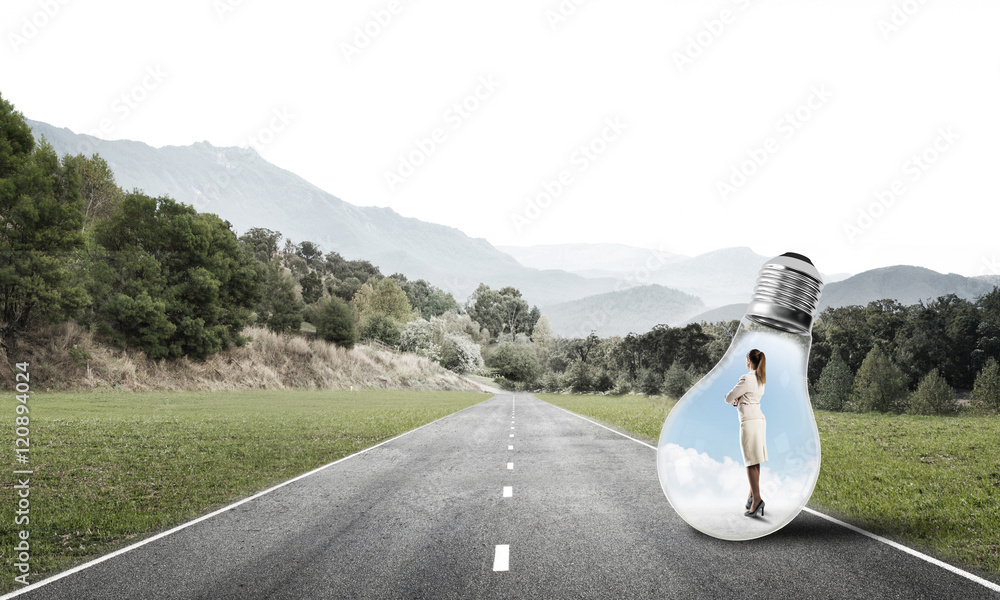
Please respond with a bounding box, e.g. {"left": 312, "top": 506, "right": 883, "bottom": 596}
{"left": 657, "top": 327, "right": 821, "bottom": 540}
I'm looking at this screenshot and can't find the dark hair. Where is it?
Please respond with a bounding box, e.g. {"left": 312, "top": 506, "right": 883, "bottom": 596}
{"left": 748, "top": 349, "right": 766, "bottom": 385}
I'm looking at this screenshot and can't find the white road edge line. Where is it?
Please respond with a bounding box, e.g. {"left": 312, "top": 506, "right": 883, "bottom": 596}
{"left": 0, "top": 395, "right": 496, "bottom": 600}
{"left": 493, "top": 544, "right": 510, "bottom": 571}
{"left": 542, "top": 399, "right": 1000, "bottom": 594}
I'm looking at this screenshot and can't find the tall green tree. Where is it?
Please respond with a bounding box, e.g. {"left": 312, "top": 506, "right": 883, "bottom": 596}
{"left": 239, "top": 227, "right": 283, "bottom": 263}
{"left": 0, "top": 95, "right": 88, "bottom": 353}
{"left": 815, "top": 346, "right": 853, "bottom": 411}
{"left": 254, "top": 259, "right": 302, "bottom": 334}
{"left": 314, "top": 296, "right": 358, "bottom": 349}
{"left": 970, "top": 357, "right": 1000, "bottom": 414}
{"left": 906, "top": 368, "right": 957, "bottom": 415}
{"left": 299, "top": 270, "right": 323, "bottom": 304}
{"left": 89, "top": 192, "right": 261, "bottom": 359}
{"left": 852, "top": 345, "right": 909, "bottom": 413}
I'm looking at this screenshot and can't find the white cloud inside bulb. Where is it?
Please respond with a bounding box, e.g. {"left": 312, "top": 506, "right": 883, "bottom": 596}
{"left": 660, "top": 443, "right": 817, "bottom": 510}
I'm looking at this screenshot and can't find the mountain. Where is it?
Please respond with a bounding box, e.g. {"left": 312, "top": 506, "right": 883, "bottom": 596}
{"left": 499, "top": 243, "right": 687, "bottom": 279}
{"left": 683, "top": 265, "right": 998, "bottom": 326}
{"left": 542, "top": 284, "right": 705, "bottom": 338}
{"left": 28, "top": 120, "right": 622, "bottom": 307}
{"left": 684, "top": 304, "right": 746, "bottom": 326}
{"left": 818, "top": 265, "right": 996, "bottom": 309}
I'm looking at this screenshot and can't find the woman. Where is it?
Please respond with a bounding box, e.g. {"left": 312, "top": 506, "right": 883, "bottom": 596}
{"left": 724, "top": 349, "right": 767, "bottom": 517}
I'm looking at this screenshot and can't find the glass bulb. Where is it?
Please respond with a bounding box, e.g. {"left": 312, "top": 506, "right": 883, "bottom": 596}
{"left": 656, "top": 253, "right": 824, "bottom": 540}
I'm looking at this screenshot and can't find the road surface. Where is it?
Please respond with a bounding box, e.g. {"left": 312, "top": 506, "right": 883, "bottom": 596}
{"left": 11, "top": 393, "right": 999, "bottom": 599}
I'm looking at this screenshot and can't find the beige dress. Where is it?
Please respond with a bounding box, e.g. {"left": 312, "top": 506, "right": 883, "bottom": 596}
{"left": 725, "top": 372, "right": 768, "bottom": 467}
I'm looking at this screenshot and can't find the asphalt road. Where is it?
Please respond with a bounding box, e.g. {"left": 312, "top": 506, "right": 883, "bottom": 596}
{"left": 13, "top": 393, "right": 1000, "bottom": 599}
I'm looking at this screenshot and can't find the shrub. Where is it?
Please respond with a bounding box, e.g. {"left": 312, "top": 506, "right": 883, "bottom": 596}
{"left": 541, "top": 370, "right": 564, "bottom": 392}
{"left": 314, "top": 297, "right": 358, "bottom": 349}
{"left": 360, "top": 312, "right": 402, "bottom": 346}
{"left": 439, "top": 333, "right": 483, "bottom": 374}
{"left": 486, "top": 342, "right": 540, "bottom": 383}
{"left": 593, "top": 370, "right": 615, "bottom": 393}
{"left": 970, "top": 358, "right": 1000, "bottom": 414}
{"left": 399, "top": 319, "right": 441, "bottom": 361}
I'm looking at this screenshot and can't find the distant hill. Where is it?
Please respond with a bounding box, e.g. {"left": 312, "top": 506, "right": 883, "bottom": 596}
{"left": 542, "top": 284, "right": 705, "bottom": 338}
{"left": 684, "top": 265, "right": 998, "bottom": 326}
{"left": 818, "top": 265, "right": 997, "bottom": 309}
{"left": 499, "top": 243, "right": 688, "bottom": 279}
{"left": 28, "top": 120, "right": 622, "bottom": 307}
{"left": 685, "top": 304, "right": 746, "bottom": 326}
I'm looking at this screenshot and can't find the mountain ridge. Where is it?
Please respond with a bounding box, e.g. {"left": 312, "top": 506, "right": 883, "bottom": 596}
{"left": 28, "top": 119, "right": 623, "bottom": 307}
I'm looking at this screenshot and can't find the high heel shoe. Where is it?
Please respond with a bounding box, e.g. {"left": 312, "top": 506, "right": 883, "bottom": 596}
{"left": 744, "top": 499, "right": 764, "bottom": 517}
{"left": 745, "top": 495, "right": 753, "bottom": 510}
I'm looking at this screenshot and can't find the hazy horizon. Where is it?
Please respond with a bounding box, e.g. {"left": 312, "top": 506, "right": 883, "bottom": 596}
{"left": 6, "top": 0, "right": 999, "bottom": 279}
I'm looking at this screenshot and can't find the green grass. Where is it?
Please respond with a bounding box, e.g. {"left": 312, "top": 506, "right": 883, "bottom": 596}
{"left": 1, "top": 389, "right": 485, "bottom": 591}
{"left": 539, "top": 393, "right": 1000, "bottom": 582}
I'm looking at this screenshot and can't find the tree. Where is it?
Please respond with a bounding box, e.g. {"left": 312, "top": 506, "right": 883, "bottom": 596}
{"left": 638, "top": 368, "right": 663, "bottom": 396}
{"left": 296, "top": 240, "right": 324, "bottom": 269}
{"left": 89, "top": 192, "right": 261, "bottom": 359}
{"left": 1, "top": 96, "right": 88, "bottom": 353}
{"left": 487, "top": 342, "right": 540, "bottom": 383}
{"left": 314, "top": 296, "right": 357, "bottom": 349}
{"left": 852, "top": 345, "right": 908, "bottom": 413}
{"left": 815, "top": 347, "right": 852, "bottom": 411}
{"left": 662, "top": 361, "right": 694, "bottom": 399}
{"left": 970, "top": 357, "right": 1000, "bottom": 414}
{"left": 907, "top": 369, "right": 958, "bottom": 415}
{"left": 566, "top": 360, "right": 593, "bottom": 393}
{"left": 62, "top": 153, "right": 124, "bottom": 231}
{"left": 353, "top": 277, "right": 412, "bottom": 323}
{"left": 254, "top": 259, "right": 302, "bottom": 334}
{"left": 299, "top": 270, "right": 323, "bottom": 304}
{"left": 466, "top": 283, "right": 538, "bottom": 340}
{"left": 239, "top": 227, "right": 282, "bottom": 263}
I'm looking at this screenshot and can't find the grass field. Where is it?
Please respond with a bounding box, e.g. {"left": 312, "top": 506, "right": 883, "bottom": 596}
{"left": 1, "top": 389, "right": 485, "bottom": 592}
{"left": 538, "top": 392, "right": 1000, "bottom": 583}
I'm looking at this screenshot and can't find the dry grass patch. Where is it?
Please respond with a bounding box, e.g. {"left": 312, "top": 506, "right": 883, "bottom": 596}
{"left": 6, "top": 323, "right": 478, "bottom": 393}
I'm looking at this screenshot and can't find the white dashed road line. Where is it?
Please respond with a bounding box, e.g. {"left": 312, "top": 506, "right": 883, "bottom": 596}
{"left": 493, "top": 545, "right": 510, "bottom": 571}
{"left": 503, "top": 486, "right": 513, "bottom": 498}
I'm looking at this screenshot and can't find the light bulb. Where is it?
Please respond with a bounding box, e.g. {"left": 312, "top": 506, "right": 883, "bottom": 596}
{"left": 656, "top": 252, "right": 824, "bottom": 540}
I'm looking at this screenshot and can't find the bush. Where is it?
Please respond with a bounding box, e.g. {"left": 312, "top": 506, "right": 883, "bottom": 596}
{"left": 593, "top": 370, "right": 615, "bottom": 393}
{"left": 970, "top": 358, "right": 1000, "bottom": 414}
{"left": 486, "top": 342, "right": 540, "bottom": 383}
{"left": 613, "top": 376, "right": 633, "bottom": 396}
{"left": 541, "top": 370, "right": 564, "bottom": 392}
{"left": 815, "top": 347, "right": 852, "bottom": 411}
{"left": 439, "top": 333, "right": 483, "bottom": 374}
{"left": 662, "top": 361, "right": 694, "bottom": 399}
{"left": 398, "top": 319, "right": 441, "bottom": 361}
{"left": 360, "top": 312, "right": 402, "bottom": 347}
{"left": 907, "top": 369, "right": 958, "bottom": 415}
{"left": 852, "top": 345, "right": 908, "bottom": 413}
{"left": 314, "top": 297, "right": 358, "bottom": 349}
{"left": 639, "top": 368, "right": 663, "bottom": 396}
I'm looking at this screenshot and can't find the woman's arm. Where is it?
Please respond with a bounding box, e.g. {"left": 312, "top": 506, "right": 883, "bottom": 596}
{"left": 724, "top": 374, "right": 748, "bottom": 405}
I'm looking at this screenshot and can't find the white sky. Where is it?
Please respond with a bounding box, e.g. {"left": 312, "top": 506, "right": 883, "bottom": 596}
{"left": 3, "top": 0, "right": 998, "bottom": 277}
